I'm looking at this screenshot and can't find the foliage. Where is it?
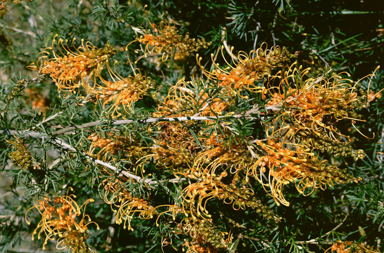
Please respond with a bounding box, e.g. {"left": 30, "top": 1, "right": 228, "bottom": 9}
{"left": 1, "top": 0, "right": 384, "bottom": 253}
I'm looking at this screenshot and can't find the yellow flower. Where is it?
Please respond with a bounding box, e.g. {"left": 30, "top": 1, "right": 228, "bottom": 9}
{"left": 37, "top": 35, "right": 116, "bottom": 92}
{"left": 25, "top": 192, "right": 98, "bottom": 251}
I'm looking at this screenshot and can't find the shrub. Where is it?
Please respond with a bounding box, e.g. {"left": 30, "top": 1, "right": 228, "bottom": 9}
{"left": 1, "top": 1, "right": 384, "bottom": 252}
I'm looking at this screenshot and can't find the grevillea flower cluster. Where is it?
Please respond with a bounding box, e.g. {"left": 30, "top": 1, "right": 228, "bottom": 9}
{"left": 25, "top": 192, "right": 98, "bottom": 252}
{"left": 16, "top": 12, "right": 383, "bottom": 252}
{"left": 327, "top": 241, "right": 380, "bottom": 253}
{"left": 136, "top": 19, "right": 211, "bottom": 62}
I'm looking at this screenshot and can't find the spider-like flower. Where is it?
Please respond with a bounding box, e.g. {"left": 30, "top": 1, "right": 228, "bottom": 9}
{"left": 87, "top": 132, "right": 149, "bottom": 163}
{"left": 25, "top": 192, "right": 99, "bottom": 251}
{"left": 181, "top": 173, "right": 279, "bottom": 222}
{"left": 155, "top": 205, "right": 183, "bottom": 226}
{"left": 248, "top": 139, "right": 359, "bottom": 206}
{"left": 197, "top": 44, "right": 298, "bottom": 92}
{"left": 85, "top": 67, "right": 155, "bottom": 117}
{"left": 114, "top": 197, "right": 157, "bottom": 231}
{"left": 135, "top": 20, "right": 211, "bottom": 62}
{"left": 98, "top": 178, "right": 156, "bottom": 231}
{"left": 326, "top": 241, "right": 380, "bottom": 253}
{"left": 35, "top": 35, "right": 116, "bottom": 92}
{"left": 263, "top": 64, "right": 382, "bottom": 143}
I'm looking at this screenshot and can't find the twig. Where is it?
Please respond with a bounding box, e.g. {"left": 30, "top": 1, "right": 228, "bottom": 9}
{"left": 271, "top": 31, "right": 276, "bottom": 47}
{"left": 1, "top": 106, "right": 281, "bottom": 137}
{"left": 0, "top": 130, "right": 47, "bottom": 138}
{"left": 51, "top": 113, "right": 258, "bottom": 135}
{"left": 0, "top": 23, "right": 37, "bottom": 38}
{"left": 6, "top": 250, "right": 61, "bottom": 253}
{"left": 52, "top": 138, "right": 185, "bottom": 185}
{"left": 245, "top": 211, "right": 350, "bottom": 249}
{"left": 0, "top": 129, "right": 185, "bottom": 185}
{"left": 48, "top": 158, "right": 61, "bottom": 170}
{"left": 52, "top": 138, "right": 149, "bottom": 183}
{"left": 193, "top": 98, "right": 212, "bottom": 117}
{"left": 320, "top": 211, "right": 350, "bottom": 239}
{"left": 311, "top": 49, "right": 331, "bottom": 70}
{"left": 296, "top": 211, "right": 349, "bottom": 245}
{"left": 30, "top": 111, "right": 64, "bottom": 131}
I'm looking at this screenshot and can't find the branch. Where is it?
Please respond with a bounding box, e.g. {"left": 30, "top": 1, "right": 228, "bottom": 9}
{"left": 51, "top": 113, "right": 258, "bottom": 135}
{"left": 0, "top": 130, "right": 46, "bottom": 138}
{"left": 193, "top": 98, "right": 212, "bottom": 117}
{"left": 1, "top": 129, "right": 187, "bottom": 185}
{"left": 52, "top": 138, "right": 185, "bottom": 185}
{"left": 30, "top": 111, "right": 64, "bottom": 131}
{"left": 1, "top": 104, "right": 286, "bottom": 138}
{"left": 0, "top": 23, "right": 37, "bottom": 38}
{"left": 296, "top": 212, "right": 349, "bottom": 245}
{"left": 1, "top": 105, "right": 283, "bottom": 137}
{"left": 239, "top": 212, "right": 350, "bottom": 249}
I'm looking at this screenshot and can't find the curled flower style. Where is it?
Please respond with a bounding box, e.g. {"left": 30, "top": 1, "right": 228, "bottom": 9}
{"left": 326, "top": 241, "right": 380, "bottom": 253}
{"left": 155, "top": 204, "right": 183, "bottom": 226}
{"left": 99, "top": 178, "right": 156, "bottom": 231}
{"left": 153, "top": 79, "right": 200, "bottom": 118}
{"left": 247, "top": 139, "right": 360, "bottom": 206}
{"left": 99, "top": 178, "right": 132, "bottom": 206}
{"left": 197, "top": 44, "right": 298, "bottom": 92}
{"left": 193, "top": 131, "right": 253, "bottom": 174}
{"left": 57, "top": 230, "right": 97, "bottom": 253}
{"left": 146, "top": 122, "right": 198, "bottom": 171}
{"left": 114, "top": 197, "right": 157, "bottom": 231}
{"left": 153, "top": 78, "right": 230, "bottom": 119}
{"left": 263, "top": 65, "right": 382, "bottom": 144}
{"left": 181, "top": 173, "right": 279, "bottom": 222}
{"left": 36, "top": 35, "right": 116, "bottom": 92}
{"left": 85, "top": 66, "right": 155, "bottom": 117}
{"left": 87, "top": 132, "right": 149, "bottom": 162}
{"left": 135, "top": 20, "right": 211, "bottom": 62}
{"left": 25, "top": 192, "right": 98, "bottom": 251}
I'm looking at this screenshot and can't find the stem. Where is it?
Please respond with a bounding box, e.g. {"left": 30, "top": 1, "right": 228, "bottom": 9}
{"left": 30, "top": 111, "right": 64, "bottom": 131}
{"left": 1, "top": 105, "right": 286, "bottom": 137}
{"left": 52, "top": 138, "right": 185, "bottom": 185}
{"left": 296, "top": 212, "right": 349, "bottom": 244}
{"left": 0, "top": 23, "right": 37, "bottom": 37}
{"left": 1, "top": 129, "right": 186, "bottom": 185}
{"left": 51, "top": 113, "right": 258, "bottom": 135}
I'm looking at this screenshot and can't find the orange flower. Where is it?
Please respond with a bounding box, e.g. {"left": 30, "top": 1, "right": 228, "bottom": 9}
{"left": 135, "top": 20, "right": 210, "bottom": 62}
{"left": 197, "top": 44, "right": 297, "bottom": 92}
{"left": 37, "top": 35, "right": 116, "bottom": 92}
{"left": 25, "top": 192, "right": 98, "bottom": 251}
